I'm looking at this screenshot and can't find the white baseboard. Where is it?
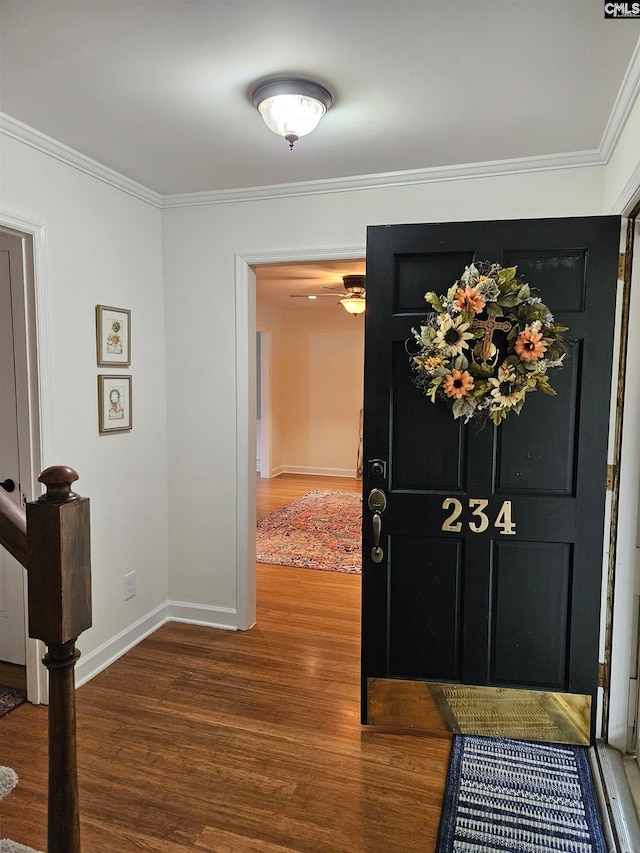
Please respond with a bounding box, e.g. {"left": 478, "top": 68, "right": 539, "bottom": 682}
{"left": 166, "top": 600, "right": 238, "bottom": 629}
{"left": 75, "top": 602, "right": 168, "bottom": 688}
{"left": 281, "top": 465, "right": 357, "bottom": 478}
{"left": 74, "top": 600, "right": 238, "bottom": 688}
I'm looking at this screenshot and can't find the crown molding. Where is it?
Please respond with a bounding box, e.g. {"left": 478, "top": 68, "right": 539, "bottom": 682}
{"left": 0, "top": 113, "right": 163, "bottom": 208}
{"left": 161, "top": 149, "right": 606, "bottom": 208}
{"left": 600, "top": 35, "right": 640, "bottom": 162}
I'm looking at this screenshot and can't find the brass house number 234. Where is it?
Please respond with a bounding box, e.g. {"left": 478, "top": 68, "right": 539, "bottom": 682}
{"left": 441, "top": 498, "right": 516, "bottom": 536}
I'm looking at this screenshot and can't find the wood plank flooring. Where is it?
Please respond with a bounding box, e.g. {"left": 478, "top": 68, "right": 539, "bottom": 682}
{"left": 0, "top": 474, "right": 451, "bottom": 852}
{"left": 0, "top": 660, "right": 27, "bottom": 690}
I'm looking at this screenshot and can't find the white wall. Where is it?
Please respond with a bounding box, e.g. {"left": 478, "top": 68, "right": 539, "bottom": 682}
{"left": 0, "top": 134, "right": 169, "bottom": 678}
{"left": 257, "top": 301, "right": 364, "bottom": 477}
{"left": 162, "top": 165, "right": 607, "bottom": 616}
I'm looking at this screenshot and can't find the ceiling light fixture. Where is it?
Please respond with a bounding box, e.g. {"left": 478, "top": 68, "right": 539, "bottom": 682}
{"left": 340, "top": 295, "right": 366, "bottom": 315}
{"left": 339, "top": 275, "right": 366, "bottom": 315}
{"left": 251, "top": 78, "right": 332, "bottom": 149}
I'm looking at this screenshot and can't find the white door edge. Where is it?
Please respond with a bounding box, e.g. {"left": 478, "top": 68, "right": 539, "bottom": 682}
{"left": 0, "top": 210, "right": 53, "bottom": 704}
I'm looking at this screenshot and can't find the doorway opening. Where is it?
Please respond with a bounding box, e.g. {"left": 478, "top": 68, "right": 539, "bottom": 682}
{"left": 254, "top": 259, "right": 365, "bottom": 584}
{"left": 233, "top": 247, "right": 365, "bottom": 630}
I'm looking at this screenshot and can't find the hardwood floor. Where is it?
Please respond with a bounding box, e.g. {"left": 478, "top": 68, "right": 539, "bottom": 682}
{"left": 256, "top": 472, "right": 362, "bottom": 520}
{"left": 0, "top": 660, "right": 27, "bottom": 690}
{"left": 0, "top": 475, "right": 451, "bottom": 852}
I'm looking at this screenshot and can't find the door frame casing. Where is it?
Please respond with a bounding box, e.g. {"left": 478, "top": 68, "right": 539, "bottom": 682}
{"left": 0, "top": 211, "right": 53, "bottom": 704}
{"left": 608, "top": 213, "right": 640, "bottom": 751}
{"left": 234, "top": 246, "right": 365, "bottom": 630}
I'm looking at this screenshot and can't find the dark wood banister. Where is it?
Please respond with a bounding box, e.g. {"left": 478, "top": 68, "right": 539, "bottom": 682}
{"left": 0, "top": 465, "right": 91, "bottom": 853}
{"left": 0, "top": 484, "right": 27, "bottom": 566}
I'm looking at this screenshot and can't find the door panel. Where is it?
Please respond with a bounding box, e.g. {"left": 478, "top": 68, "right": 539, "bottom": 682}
{"left": 491, "top": 540, "right": 571, "bottom": 687}
{"left": 392, "top": 344, "right": 467, "bottom": 490}
{"left": 395, "top": 252, "right": 475, "bottom": 312}
{"left": 389, "top": 536, "right": 463, "bottom": 681}
{"left": 496, "top": 350, "right": 580, "bottom": 495}
{"left": 362, "top": 216, "right": 620, "bottom": 743}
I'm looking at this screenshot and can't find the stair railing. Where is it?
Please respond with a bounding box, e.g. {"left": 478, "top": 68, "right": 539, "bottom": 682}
{"left": 0, "top": 465, "right": 91, "bottom": 853}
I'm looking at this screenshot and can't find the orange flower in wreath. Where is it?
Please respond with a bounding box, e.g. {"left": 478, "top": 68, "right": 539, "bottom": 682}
{"left": 515, "top": 326, "right": 548, "bottom": 362}
{"left": 453, "top": 287, "right": 485, "bottom": 314}
{"left": 443, "top": 369, "right": 475, "bottom": 399}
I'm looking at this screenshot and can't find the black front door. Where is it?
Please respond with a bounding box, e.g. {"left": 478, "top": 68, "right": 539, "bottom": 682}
{"left": 361, "top": 216, "right": 620, "bottom": 741}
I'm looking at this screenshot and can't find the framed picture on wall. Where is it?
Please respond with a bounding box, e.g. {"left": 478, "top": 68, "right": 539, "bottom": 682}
{"left": 96, "top": 305, "right": 131, "bottom": 366}
{"left": 98, "top": 375, "right": 132, "bottom": 434}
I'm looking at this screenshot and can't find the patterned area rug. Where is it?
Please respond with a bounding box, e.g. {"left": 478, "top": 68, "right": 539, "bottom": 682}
{"left": 0, "top": 686, "right": 26, "bottom": 718}
{"left": 256, "top": 490, "right": 362, "bottom": 574}
{"left": 436, "top": 735, "right": 606, "bottom": 852}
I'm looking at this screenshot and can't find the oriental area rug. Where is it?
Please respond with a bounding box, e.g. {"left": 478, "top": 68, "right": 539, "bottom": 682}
{"left": 256, "top": 490, "right": 362, "bottom": 574}
{"left": 436, "top": 734, "right": 606, "bottom": 853}
{"left": 0, "top": 686, "right": 26, "bottom": 718}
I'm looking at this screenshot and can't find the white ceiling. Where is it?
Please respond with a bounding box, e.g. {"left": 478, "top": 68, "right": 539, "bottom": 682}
{"left": 1, "top": 0, "right": 639, "bottom": 198}
{"left": 256, "top": 259, "right": 366, "bottom": 309}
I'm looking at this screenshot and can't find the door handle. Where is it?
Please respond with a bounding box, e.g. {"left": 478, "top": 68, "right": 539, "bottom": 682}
{"left": 372, "top": 512, "right": 381, "bottom": 548}
{"left": 368, "top": 488, "right": 386, "bottom": 564}
{"left": 0, "top": 479, "right": 15, "bottom": 493}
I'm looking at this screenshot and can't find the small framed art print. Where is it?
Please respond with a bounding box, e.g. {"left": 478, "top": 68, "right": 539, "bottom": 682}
{"left": 98, "top": 375, "right": 132, "bottom": 434}
{"left": 96, "top": 305, "right": 131, "bottom": 366}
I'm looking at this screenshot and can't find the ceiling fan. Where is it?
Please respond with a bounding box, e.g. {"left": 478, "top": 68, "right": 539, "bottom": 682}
{"left": 289, "top": 274, "right": 366, "bottom": 314}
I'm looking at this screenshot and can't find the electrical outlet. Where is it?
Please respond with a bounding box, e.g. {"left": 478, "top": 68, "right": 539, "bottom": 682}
{"left": 124, "top": 570, "right": 136, "bottom": 601}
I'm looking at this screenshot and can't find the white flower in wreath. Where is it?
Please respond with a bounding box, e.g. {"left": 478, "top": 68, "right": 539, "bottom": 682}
{"left": 475, "top": 276, "right": 500, "bottom": 303}
{"left": 488, "top": 364, "right": 525, "bottom": 409}
{"left": 460, "top": 264, "right": 479, "bottom": 287}
{"left": 434, "top": 315, "right": 475, "bottom": 357}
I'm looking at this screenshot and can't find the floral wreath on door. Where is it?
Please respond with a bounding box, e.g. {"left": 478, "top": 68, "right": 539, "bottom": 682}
{"left": 408, "top": 262, "right": 569, "bottom": 426}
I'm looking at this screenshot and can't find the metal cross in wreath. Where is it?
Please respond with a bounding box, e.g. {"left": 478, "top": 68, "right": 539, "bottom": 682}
{"left": 472, "top": 315, "right": 513, "bottom": 360}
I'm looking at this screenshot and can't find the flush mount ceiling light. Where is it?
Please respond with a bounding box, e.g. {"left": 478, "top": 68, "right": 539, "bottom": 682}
{"left": 251, "top": 78, "right": 332, "bottom": 149}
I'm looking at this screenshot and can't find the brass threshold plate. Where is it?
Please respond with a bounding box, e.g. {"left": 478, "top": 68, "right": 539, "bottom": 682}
{"left": 367, "top": 678, "right": 590, "bottom": 746}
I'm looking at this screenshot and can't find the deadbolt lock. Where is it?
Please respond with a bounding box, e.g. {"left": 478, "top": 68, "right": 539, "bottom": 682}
{"left": 368, "top": 459, "right": 387, "bottom": 479}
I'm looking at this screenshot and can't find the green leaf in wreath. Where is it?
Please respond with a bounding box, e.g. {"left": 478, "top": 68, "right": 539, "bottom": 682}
{"left": 419, "top": 326, "right": 436, "bottom": 346}
{"left": 452, "top": 354, "right": 468, "bottom": 371}
{"left": 536, "top": 375, "right": 557, "bottom": 395}
{"left": 451, "top": 398, "right": 476, "bottom": 419}
{"left": 427, "top": 376, "right": 444, "bottom": 401}
{"left": 470, "top": 363, "right": 494, "bottom": 379}
{"left": 451, "top": 398, "right": 466, "bottom": 418}
{"left": 485, "top": 301, "right": 501, "bottom": 317}
{"left": 497, "top": 266, "right": 517, "bottom": 285}
{"left": 498, "top": 292, "right": 523, "bottom": 308}
{"left": 425, "top": 291, "right": 444, "bottom": 312}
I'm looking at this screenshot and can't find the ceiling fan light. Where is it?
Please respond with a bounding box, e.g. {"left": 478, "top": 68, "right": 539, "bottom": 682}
{"left": 340, "top": 295, "right": 366, "bottom": 315}
{"left": 252, "top": 79, "right": 332, "bottom": 148}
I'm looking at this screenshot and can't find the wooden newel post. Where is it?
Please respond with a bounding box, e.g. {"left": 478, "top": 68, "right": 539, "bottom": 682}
{"left": 27, "top": 465, "right": 92, "bottom": 853}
